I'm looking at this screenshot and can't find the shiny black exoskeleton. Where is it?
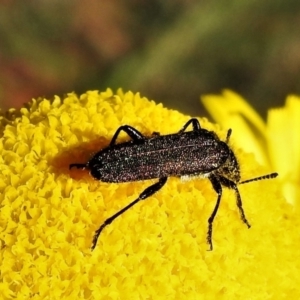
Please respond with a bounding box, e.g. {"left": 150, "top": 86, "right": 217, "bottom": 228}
{"left": 70, "top": 118, "right": 278, "bottom": 250}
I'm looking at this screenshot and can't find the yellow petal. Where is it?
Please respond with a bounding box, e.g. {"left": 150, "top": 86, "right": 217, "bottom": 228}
{"left": 267, "top": 95, "right": 300, "bottom": 204}
{"left": 201, "top": 90, "right": 269, "bottom": 166}
{"left": 0, "top": 90, "right": 298, "bottom": 298}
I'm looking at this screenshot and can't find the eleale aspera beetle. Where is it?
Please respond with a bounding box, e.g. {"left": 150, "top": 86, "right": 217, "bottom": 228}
{"left": 70, "top": 118, "right": 278, "bottom": 250}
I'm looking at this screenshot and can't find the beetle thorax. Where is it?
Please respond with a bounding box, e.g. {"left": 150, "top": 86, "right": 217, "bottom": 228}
{"left": 215, "top": 149, "right": 241, "bottom": 183}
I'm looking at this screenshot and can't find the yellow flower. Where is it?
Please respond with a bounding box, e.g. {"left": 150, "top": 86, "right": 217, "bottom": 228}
{"left": 0, "top": 90, "right": 299, "bottom": 299}
{"left": 201, "top": 90, "right": 300, "bottom": 207}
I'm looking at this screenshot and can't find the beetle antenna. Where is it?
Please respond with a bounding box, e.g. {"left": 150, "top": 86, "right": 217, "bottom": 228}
{"left": 239, "top": 172, "right": 278, "bottom": 185}
{"left": 225, "top": 129, "right": 232, "bottom": 144}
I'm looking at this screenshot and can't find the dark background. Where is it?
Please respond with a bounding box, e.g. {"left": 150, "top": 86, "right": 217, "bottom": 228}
{"left": 1, "top": 0, "right": 300, "bottom": 119}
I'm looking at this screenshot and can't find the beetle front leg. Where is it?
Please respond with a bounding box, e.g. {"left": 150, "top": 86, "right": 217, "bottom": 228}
{"left": 178, "top": 118, "right": 201, "bottom": 134}
{"left": 91, "top": 177, "right": 168, "bottom": 250}
{"left": 220, "top": 177, "right": 251, "bottom": 228}
{"left": 110, "top": 125, "right": 145, "bottom": 146}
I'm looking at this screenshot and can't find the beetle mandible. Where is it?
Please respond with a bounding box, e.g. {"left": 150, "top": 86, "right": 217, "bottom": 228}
{"left": 70, "top": 118, "right": 278, "bottom": 250}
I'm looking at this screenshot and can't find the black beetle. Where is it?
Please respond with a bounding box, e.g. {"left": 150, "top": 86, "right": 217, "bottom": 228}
{"left": 70, "top": 118, "right": 278, "bottom": 250}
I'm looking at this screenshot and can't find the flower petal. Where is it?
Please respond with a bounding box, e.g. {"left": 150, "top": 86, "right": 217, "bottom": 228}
{"left": 201, "top": 90, "right": 269, "bottom": 165}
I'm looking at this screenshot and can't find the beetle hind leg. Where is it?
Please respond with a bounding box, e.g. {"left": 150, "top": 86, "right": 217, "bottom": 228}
{"left": 110, "top": 125, "right": 145, "bottom": 146}
{"left": 91, "top": 177, "right": 168, "bottom": 250}
{"left": 69, "top": 163, "right": 87, "bottom": 170}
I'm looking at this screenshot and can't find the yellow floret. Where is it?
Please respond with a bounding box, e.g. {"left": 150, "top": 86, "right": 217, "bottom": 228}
{"left": 0, "top": 89, "right": 299, "bottom": 299}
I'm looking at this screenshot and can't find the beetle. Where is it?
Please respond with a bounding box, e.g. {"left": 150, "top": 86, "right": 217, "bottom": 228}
{"left": 70, "top": 118, "right": 278, "bottom": 250}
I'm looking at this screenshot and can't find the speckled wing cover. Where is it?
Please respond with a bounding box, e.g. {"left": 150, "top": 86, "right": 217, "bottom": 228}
{"left": 90, "top": 130, "right": 230, "bottom": 183}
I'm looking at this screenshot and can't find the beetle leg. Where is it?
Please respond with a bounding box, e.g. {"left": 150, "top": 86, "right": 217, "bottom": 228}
{"left": 233, "top": 184, "right": 251, "bottom": 228}
{"left": 219, "top": 176, "right": 251, "bottom": 229}
{"left": 207, "top": 174, "right": 223, "bottom": 251}
{"left": 69, "top": 163, "right": 86, "bottom": 170}
{"left": 151, "top": 131, "right": 160, "bottom": 137}
{"left": 178, "top": 118, "right": 201, "bottom": 134}
{"left": 91, "top": 177, "right": 168, "bottom": 250}
{"left": 110, "top": 125, "right": 145, "bottom": 146}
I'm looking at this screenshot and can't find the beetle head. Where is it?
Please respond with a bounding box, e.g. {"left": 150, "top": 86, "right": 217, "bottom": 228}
{"left": 215, "top": 146, "right": 241, "bottom": 184}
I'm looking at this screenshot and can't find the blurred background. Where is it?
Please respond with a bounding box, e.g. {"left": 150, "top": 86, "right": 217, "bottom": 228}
{"left": 0, "top": 0, "right": 300, "bottom": 118}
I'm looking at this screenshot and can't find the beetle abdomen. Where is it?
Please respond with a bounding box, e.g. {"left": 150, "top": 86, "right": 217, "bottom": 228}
{"left": 89, "top": 131, "right": 229, "bottom": 183}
